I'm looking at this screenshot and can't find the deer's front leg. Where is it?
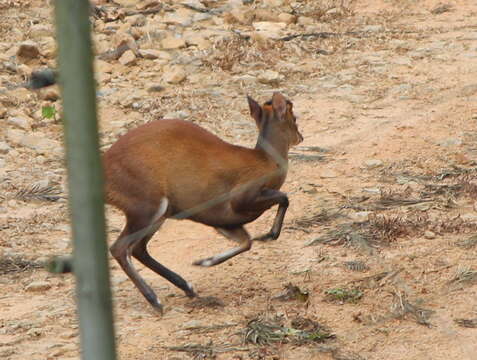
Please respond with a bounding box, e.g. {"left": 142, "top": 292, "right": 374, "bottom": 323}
{"left": 233, "top": 188, "right": 289, "bottom": 242}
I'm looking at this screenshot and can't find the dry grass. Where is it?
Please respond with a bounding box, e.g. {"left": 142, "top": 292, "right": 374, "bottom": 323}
{"left": 243, "top": 316, "right": 334, "bottom": 346}
{"left": 390, "top": 291, "right": 434, "bottom": 327}
{"left": 291, "top": 0, "right": 356, "bottom": 22}
{"left": 0, "top": 256, "right": 44, "bottom": 275}
{"left": 448, "top": 266, "right": 477, "bottom": 286}
{"left": 15, "top": 183, "right": 62, "bottom": 202}
{"left": 293, "top": 208, "right": 345, "bottom": 230}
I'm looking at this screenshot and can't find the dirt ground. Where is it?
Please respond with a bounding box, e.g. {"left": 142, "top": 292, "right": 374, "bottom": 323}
{"left": 1, "top": 0, "right": 477, "bottom": 359}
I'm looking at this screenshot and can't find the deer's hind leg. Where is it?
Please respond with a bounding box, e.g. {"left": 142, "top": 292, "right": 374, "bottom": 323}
{"left": 111, "top": 198, "right": 194, "bottom": 312}
{"left": 193, "top": 226, "right": 252, "bottom": 267}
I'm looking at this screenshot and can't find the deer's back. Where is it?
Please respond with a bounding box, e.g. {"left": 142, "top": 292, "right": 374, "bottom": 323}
{"left": 103, "top": 119, "right": 277, "bottom": 218}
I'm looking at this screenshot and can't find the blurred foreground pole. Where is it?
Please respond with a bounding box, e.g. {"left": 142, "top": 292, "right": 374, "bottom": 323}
{"left": 54, "top": 1, "right": 116, "bottom": 359}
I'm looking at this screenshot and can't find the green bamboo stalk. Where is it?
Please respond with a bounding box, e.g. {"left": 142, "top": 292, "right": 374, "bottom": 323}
{"left": 54, "top": 1, "right": 116, "bottom": 359}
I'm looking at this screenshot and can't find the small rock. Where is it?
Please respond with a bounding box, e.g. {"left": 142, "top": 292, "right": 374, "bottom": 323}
{"left": 461, "top": 213, "right": 477, "bottom": 222}
{"left": 258, "top": 70, "right": 283, "bottom": 85}
{"left": 438, "top": 138, "right": 462, "bottom": 147}
{"left": 459, "top": 84, "right": 477, "bottom": 97}
{"left": 163, "top": 65, "right": 186, "bottom": 84}
{"left": 252, "top": 21, "right": 287, "bottom": 39}
{"left": 20, "top": 134, "right": 60, "bottom": 154}
{"left": 16, "top": 40, "right": 40, "bottom": 60}
{"left": 364, "top": 159, "right": 383, "bottom": 168}
{"left": 6, "top": 128, "right": 26, "bottom": 145}
{"left": 126, "top": 14, "right": 147, "bottom": 27}
{"left": 26, "top": 328, "right": 42, "bottom": 337}
{"left": 162, "top": 10, "right": 193, "bottom": 26}
{"left": 320, "top": 169, "right": 339, "bottom": 179}
{"left": 233, "top": 74, "right": 256, "bottom": 84}
{"left": 226, "top": 7, "right": 254, "bottom": 24}
{"left": 161, "top": 37, "right": 186, "bottom": 50}
{"left": 95, "top": 59, "right": 113, "bottom": 73}
{"left": 41, "top": 88, "right": 60, "bottom": 101}
{"left": 193, "top": 13, "right": 212, "bottom": 22}
{"left": 0, "top": 142, "right": 11, "bottom": 154}
{"left": 349, "top": 211, "right": 371, "bottom": 222}
{"left": 278, "top": 13, "right": 296, "bottom": 24}
{"left": 263, "top": 0, "right": 284, "bottom": 6}
{"left": 362, "top": 187, "right": 381, "bottom": 194}
{"left": 297, "top": 16, "right": 314, "bottom": 26}
{"left": 118, "top": 50, "right": 136, "bottom": 66}
{"left": 472, "top": 113, "right": 477, "bottom": 120}
{"left": 182, "top": 320, "right": 203, "bottom": 328}
{"left": 424, "top": 231, "right": 436, "bottom": 239}
{"left": 363, "top": 25, "right": 384, "bottom": 33}
{"left": 7, "top": 116, "right": 31, "bottom": 130}
{"left": 462, "top": 32, "right": 477, "bottom": 41}
{"left": 147, "top": 85, "right": 165, "bottom": 92}
{"left": 183, "top": 34, "right": 212, "bottom": 49}
{"left": 0, "top": 107, "right": 7, "bottom": 118}
{"left": 25, "top": 281, "right": 51, "bottom": 292}
{"left": 30, "top": 24, "right": 51, "bottom": 37}
{"left": 139, "top": 49, "right": 161, "bottom": 59}
{"left": 164, "top": 110, "right": 190, "bottom": 119}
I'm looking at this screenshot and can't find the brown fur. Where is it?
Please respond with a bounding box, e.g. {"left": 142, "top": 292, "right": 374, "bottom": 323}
{"left": 102, "top": 92, "right": 303, "bottom": 310}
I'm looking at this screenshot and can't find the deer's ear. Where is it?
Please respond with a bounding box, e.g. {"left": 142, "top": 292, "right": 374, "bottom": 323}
{"left": 247, "top": 96, "right": 262, "bottom": 125}
{"left": 271, "top": 92, "right": 287, "bottom": 120}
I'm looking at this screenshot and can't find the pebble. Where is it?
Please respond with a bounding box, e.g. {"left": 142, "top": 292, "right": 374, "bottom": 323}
{"left": 252, "top": 21, "right": 287, "bottom": 39}
{"left": 438, "top": 138, "right": 462, "bottom": 147}
{"left": 424, "top": 231, "right": 436, "bottom": 239}
{"left": 163, "top": 65, "right": 186, "bottom": 84}
{"left": 363, "top": 25, "right": 384, "bottom": 33}
{"left": 320, "top": 169, "right": 339, "bottom": 179}
{"left": 278, "top": 13, "right": 296, "bottom": 24}
{"left": 118, "top": 50, "right": 137, "bottom": 66}
{"left": 161, "top": 36, "right": 187, "bottom": 50}
{"left": 16, "top": 40, "right": 40, "bottom": 60}
{"left": 459, "top": 84, "right": 477, "bottom": 97}
{"left": 25, "top": 281, "right": 51, "bottom": 292}
{"left": 364, "top": 159, "right": 383, "bottom": 168}
{"left": 0, "top": 141, "right": 10, "bottom": 154}
{"left": 164, "top": 110, "right": 190, "bottom": 119}
{"left": 258, "top": 70, "right": 283, "bottom": 85}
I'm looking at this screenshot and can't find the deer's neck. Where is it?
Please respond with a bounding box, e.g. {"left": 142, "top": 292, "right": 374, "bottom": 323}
{"left": 255, "top": 121, "right": 289, "bottom": 170}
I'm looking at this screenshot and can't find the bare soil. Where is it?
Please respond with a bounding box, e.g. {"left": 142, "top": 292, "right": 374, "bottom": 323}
{"left": 1, "top": 1, "right": 477, "bottom": 359}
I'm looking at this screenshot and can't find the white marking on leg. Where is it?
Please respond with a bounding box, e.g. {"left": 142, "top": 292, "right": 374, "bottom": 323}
{"left": 152, "top": 197, "right": 169, "bottom": 224}
{"left": 197, "top": 247, "right": 242, "bottom": 267}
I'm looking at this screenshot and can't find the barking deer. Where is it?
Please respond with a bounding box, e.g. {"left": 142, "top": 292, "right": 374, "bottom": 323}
{"left": 103, "top": 92, "right": 303, "bottom": 311}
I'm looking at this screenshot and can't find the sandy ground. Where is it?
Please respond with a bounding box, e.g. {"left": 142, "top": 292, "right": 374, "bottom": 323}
{"left": 1, "top": 0, "right": 477, "bottom": 359}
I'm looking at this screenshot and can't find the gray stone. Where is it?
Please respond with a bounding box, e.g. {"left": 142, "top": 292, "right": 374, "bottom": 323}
{"left": 460, "top": 84, "right": 477, "bottom": 97}
{"left": 258, "top": 70, "right": 283, "bottom": 85}
{"left": 0, "top": 141, "right": 10, "bottom": 154}
{"left": 252, "top": 21, "right": 287, "bottom": 39}
{"left": 118, "top": 50, "right": 136, "bottom": 66}
{"left": 364, "top": 159, "right": 383, "bottom": 168}
{"left": 438, "top": 138, "right": 462, "bottom": 147}
{"left": 320, "top": 169, "right": 339, "bottom": 178}
{"left": 424, "top": 231, "right": 436, "bottom": 239}
{"left": 8, "top": 116, "right": 32, "bottom": 130}
{"left": 161, "top": 37, "right": 187, "bottom": 50}
{"left": 139, "top": 49, "right": 161, "bottom": 59}
{"left": 363, "top": 25, "right": 384, "bottom": 33}
{"left": 163, "top": 65, "right": 186, "bottom": 84}
{"left": 20, "top": 134, "right": 61, "bottom": 154}
{"left": 164, "top": 110, "right": 190, "bottom": 119}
